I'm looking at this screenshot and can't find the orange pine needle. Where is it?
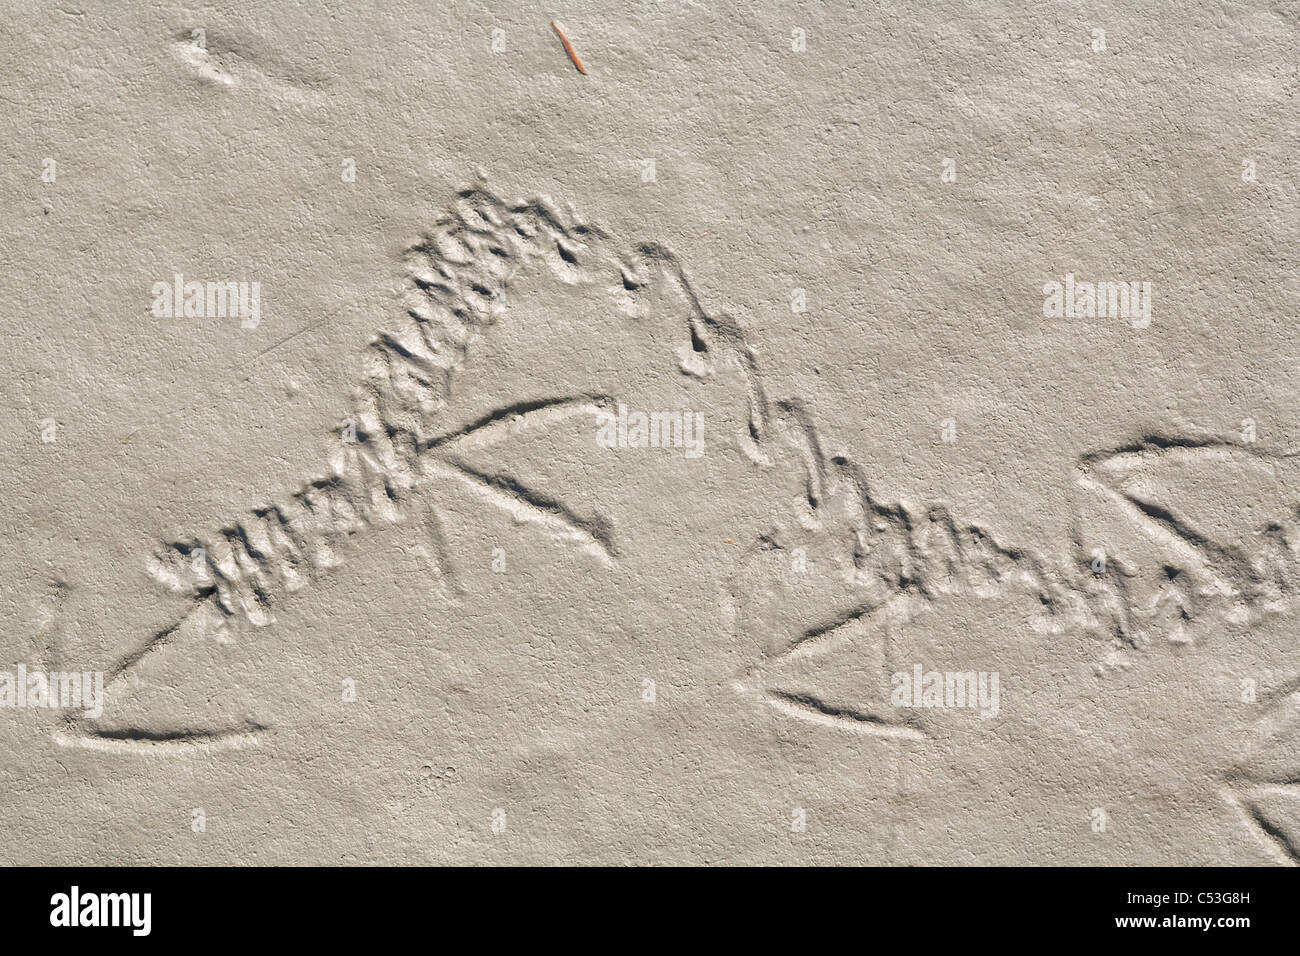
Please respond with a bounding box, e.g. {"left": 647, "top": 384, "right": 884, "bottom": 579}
{"left": 551, "top": 21, "right": 587, "bottom": 74}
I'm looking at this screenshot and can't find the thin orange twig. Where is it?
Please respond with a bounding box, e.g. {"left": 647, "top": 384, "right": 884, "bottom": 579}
{"left": 551, "top": 21, "right": 587, "bottom": 74}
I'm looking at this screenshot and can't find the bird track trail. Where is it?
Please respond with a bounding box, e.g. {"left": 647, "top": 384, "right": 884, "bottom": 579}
{"left": 59, "top": 183, "right": 1300, "bottom": 866}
